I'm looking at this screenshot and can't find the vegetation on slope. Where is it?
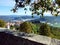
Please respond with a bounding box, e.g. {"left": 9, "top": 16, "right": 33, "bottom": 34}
{"left": 15, "top": 21, "right": 60, "bottom": 39}
{"left": 20, "top": 22, "right": 32, "bottom": 33}
{"left": 51, "top": 26, "right": 60, "bottom": 39}
{"left": 0, "top": 20, "right": 6, "bottom": 27}
{"left": 39, "top": 23, "right": 51, "bottom": 36}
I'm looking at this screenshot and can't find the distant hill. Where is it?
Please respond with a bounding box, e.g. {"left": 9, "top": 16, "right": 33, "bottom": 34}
{"left": 0, "top": 15, "right": 60, "bottom": 24}
{"left": 29, "top": 16, "right": 60, "bottom": 24}
{"left": 0, "top": 15, "right": 39, "bottom": 22}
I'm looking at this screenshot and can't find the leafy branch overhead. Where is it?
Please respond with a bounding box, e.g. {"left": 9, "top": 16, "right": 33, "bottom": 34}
{"left": 11, "top": 0, "right": 60, "bottom": 16}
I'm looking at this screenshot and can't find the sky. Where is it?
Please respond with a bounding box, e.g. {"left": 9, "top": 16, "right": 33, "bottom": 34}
{"left": 0, "top": 0, "right": 52, "bottom": 16}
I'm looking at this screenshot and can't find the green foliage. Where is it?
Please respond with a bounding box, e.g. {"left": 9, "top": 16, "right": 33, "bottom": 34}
{"left": 11, "top": 0, "right": 60, "bottom": 16}
{"left": 56, "top": 0, "right": 60, "bottom": 6}
{"left": 20, "top": 22, "right": 60, "bottom": 39}
{"left": 20, "top": 22, "right": 40, "bottom": 34}
{"left": 36, "top": 23, "right": 60, "bottom": 39}
{"left": 31, "top": 23, "right": 39, "bottom": 34}
{"left": 0, "top": 20, "right": 6, "bottom": 27}
{"left": 39, "top": 23, "right": 51, "bottom": 36}
{"left": 51, "top": 26, "right": 60, "bottom": 39}
{"left": 10, "top": 25, "right": 14, "bottom": 30}
{"left": 20, "top": 22, "right": 32, "bottom": 33}
{"left": 14, "top": 24, "right": 20, "bottom": 30}
{"left": 14, "top": 21, "right": 60, "bottom": 39}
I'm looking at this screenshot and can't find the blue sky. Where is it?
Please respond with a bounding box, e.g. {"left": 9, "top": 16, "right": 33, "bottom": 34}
{"left": 0, "top": 0, "right": 52, "bottom": 16}
{"left": 0, "top": 0, "right": 32, "bottom": 15}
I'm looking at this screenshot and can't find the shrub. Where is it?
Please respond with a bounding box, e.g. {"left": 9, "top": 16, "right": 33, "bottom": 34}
{"left": 20, "top": 22, "right": 32, "bottom": 33}
{"left": 0, "top": 20, "right": 6, "bottom": 27}
{"left": 10, "top": 25, "right": 14, "bottom": 30}
{"left": 14, "top": 24, "right": 20, "bottom": 30}
{"left": 39, "top": 23, "right": 51, "bottom": 36}
{"left": 31, "top": 24, "right": 39, "bottom": 34}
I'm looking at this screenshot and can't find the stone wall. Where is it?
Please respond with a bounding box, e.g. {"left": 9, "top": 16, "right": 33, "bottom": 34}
{"left": 0, "top": 28, "right": 60, "bottom": 45}
{"left": 0, "top": 32, "right": 45, "bottom": 45}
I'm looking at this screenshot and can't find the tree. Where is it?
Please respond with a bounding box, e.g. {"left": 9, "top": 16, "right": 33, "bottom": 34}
{"left": 0, "top": 20, "right": 6, "bottom": 27}
{"left": 11, "top": 0, "right": 60, "bottom": 17}
{"left": 39, "top": 23, "right": 51, "bottom": 36}
{"left": 20, "top": 22, "right": 32, "bottom": 33}
{"left": 56, "top": 0, "right": 60, "bottom": 6}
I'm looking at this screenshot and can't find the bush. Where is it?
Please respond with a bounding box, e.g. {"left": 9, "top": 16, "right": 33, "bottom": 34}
{"left": 20, "top": 22, "right": 32, "bottom": 33}
{"left": 39, "top": 23, "right": 51, "bottom": 36}
{"left": 31, "top": 24, "right": 39, "bottom": 34}
{"left": 0, "top": 20, "right": 6, "bottom": 27}
{"left": 10, "top": 25, "right": 14, "bottom": 30}
{"left": 14, "top": 24, "right": 20, "bottom": 30}
{"left": 56, "top": 0, "right": 60, "bottom": 6}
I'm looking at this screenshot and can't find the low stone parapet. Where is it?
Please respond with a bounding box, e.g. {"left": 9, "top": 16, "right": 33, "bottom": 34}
{"left": 0, "top": 28, "right": 60, "bottom": 45}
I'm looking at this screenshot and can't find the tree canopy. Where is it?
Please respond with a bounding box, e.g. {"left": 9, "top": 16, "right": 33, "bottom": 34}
{"left": 11, "top": 0, "right": 60, "bottom": 16}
